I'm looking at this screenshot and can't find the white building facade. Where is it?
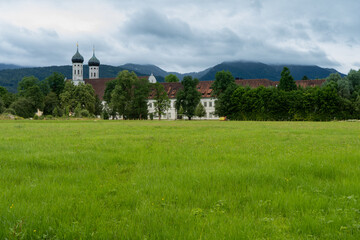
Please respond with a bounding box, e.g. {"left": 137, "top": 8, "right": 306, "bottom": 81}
{"left": 147, "top": 98, "right": 217, "bottom": 120}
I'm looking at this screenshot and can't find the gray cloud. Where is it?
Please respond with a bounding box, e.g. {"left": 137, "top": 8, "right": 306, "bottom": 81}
{"left": 0, "top": 0, "right": 359, "bottom": 73}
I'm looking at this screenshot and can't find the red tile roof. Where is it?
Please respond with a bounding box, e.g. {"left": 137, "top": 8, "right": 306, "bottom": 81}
{"left": 84, "top": 78, "right": 114, "bottom": 100}
{"left": 83, "top": 77, "right": 325, "bottom": 100}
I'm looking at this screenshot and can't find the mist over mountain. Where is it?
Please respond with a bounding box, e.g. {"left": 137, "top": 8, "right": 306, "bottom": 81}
{"left": 0, "top": 61, "right": 344, "bottom": 93}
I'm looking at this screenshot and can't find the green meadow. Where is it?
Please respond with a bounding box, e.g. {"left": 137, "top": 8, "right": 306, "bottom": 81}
{"left": 0, "top": 120, "right": 360, "bottom": 239}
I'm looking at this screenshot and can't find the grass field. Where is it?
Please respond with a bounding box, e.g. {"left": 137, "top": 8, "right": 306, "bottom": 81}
{"left": 0, "top": 120, "right": 360, "bottom": 239}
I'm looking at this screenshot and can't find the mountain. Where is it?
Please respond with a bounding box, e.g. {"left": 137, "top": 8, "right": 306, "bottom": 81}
{"left": 120, "top": 63, "right": 211, "bottom": 80}
{"left": 0, "top": 61, "right": 345, "bottom": 93}
{"left": 200, "top": 61, "right": 344, "bottom": 81}
{"left": 0, "top": 65, "right": 164, "bottom": 93}
{"left": 0, "top": 63, "right": 24, "bottom": 71}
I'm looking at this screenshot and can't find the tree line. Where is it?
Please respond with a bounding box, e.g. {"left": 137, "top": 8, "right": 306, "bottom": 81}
{"left": 213, "top": 67, "right": 360, "bottom": 121}
{"left": 0, "top": 73, "right": 102, "bottom": 119}
{"left": 1, "top": 67, "right": 360, "bottom": 120}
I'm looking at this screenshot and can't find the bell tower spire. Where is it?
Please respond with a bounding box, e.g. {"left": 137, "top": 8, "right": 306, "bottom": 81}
{"left": 88, "top": 45, "right": 100, "bottom": 79}
{"left": 71, "top": 43, "right": 84, "bottom": 85}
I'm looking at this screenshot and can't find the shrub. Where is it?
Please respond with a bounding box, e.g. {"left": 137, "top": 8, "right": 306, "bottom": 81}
{"left": 102, "top": 109, "right": 110, "bottom": 120}
{"left": 0, "top": 98, "right": 4, "bottom": 114}
{"left": 149, "top": 113, "right": 154, "bottom": 120}
{"left": 4, "top": 108, "right": 16, "bottom": 115}
{"left": 52, "top": 107, "right": 63, "bottom": 117}
{"left": 80, "top": 109, "right": 90, "bottom": 118}
{"left": 33, "top": 114, "right": 39, "bottom": 120}
{"left": 74, "top": 104, "right": 82, "bottom": 118}
{"left": 9, "top": 97, "right": 36, "bottom": 118}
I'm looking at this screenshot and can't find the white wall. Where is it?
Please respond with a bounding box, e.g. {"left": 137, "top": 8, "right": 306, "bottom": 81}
{"left": 72, "top": 63, "right": 84, "bottom": 85}
{"left": 89, "top": 66, "right": 99, "bottom": 79}
{"left": 147, "top": 98, "right": 218, "bottom": 120}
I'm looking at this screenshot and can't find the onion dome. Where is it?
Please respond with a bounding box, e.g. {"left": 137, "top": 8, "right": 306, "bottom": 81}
{"left": 88, "top": 50, "right": 100, "bottom": 66}
{"left": 71, "top": 45, "right": 84, "bottom": 63}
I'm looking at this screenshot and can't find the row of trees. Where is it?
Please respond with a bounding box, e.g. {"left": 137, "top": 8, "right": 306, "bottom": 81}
{"left": 213, "top": 68, "right": 360, "bottom": 121}
{"left": 2, "top": 67, "right": 360, "bottom": 121}
{"left": 0, "top": 72, "right": 102, "bottom": 118}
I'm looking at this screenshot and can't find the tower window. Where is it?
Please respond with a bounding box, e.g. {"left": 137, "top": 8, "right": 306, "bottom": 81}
{"left": 78, "top": 70, "right": 79, "bottom": 74}
{"left": 74, "top": 70, "right": 76, "bottom": 75}
{"left": 94, "top": 72, "right": 96, "bottom": 78}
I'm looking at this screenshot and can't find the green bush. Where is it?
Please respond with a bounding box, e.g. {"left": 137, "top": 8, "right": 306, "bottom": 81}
{"left": 80, "top": 109, "right": 90, "bottom": 118}
{"left": 74, "top": 104, "right": 82, "bottom": 118}
{"left": 33, "top": 114, "right": 39, "bottom": 120}
{"left": 0, "top": 98, "right": 4, "bottom": 114}
{"left": 4, "top": 108, "right": 16, "bottom": 115}
{"left": 102, "top": 109, "right": 110, "bottom": 120}
{"left": 149, "top": 113, "right": 154, "bottom": 120}
{"left": 9, "top": 97, "right": 36, "bottom": 118}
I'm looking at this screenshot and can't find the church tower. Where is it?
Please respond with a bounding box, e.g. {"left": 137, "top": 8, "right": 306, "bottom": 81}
{"left": 88, "top": 47, "right": 100, "bottom": 79}
{"left": 71, "top": 44, "right": 84, "bottom": 85}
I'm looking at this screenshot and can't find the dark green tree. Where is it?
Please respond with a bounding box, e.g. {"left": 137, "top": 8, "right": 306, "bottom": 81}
{"left": 214, "top": 83, "right": 237, "bottom": 117}
{"left": 175, "top": 76, "right": 201, "bottom": 120}
{"left": 153, "top": 82, "right": 170, "bottom": 120}
{"left": 347, "top": 69, "right": 360, "bottom": 90}
{"left": 302, "top": 75, "right": 309, "bottom": 80}
{"left": 94, "top": 95, "right": 103, "bottom": 116}
{"left": 43, "top": 92, "right": 59, "bottom": 115}
{"left": 10, "top": 97, "right": 36, "bottom": 118}
{"left": 60, "top": 81, "right": 96, "bottom": 115}
{"left": 103, "top": 79, "right": 117, "bottom": 103}
{"left": 165, "top": 74, "right": 180, "bottom": 83}
{"left": 0, "top": 86, "right": 7, "bottom": 98}
{"left": 109, "top": 70, "right": 150, "bottom": 119}
{"left": 278, "top": 67, "right": 297, "bottom": 91}
{"left": 0, "top": 86, "right": 16, "bottom": 108}
{"left": 18, "top": 76, "right": 44, "bottom": 110}
{"left": 129, "top": 77, "right": 150, "bottom": 119}
{"left": 195, "top": 102, "right": 206, "bottom": 119}
{"left": 212, "top": 71, "right": 236, "bottom": 97}
{"left": 212, "top": 71, "right": 237, "bottom": 117}
{"left": 0, "top": 98, "right": 4, "bottom": 114}
{"left": 45, "top": 72, "right": 66, "bottom": 96}
{"left": 18, "top": 76, "right": 39, "bottom": 93}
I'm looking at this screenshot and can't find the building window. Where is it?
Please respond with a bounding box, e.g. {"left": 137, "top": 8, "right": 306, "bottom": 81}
{"left": 78, "top": 70, "right": 79, "bottom": 74}
{"left": 209, "top": 101, "right": 212, "bottom": 107}
{"left": 74, "top": 70, "right": 76, "bottom": 75}
{"left": 94, "top": 72, "right": 96, "bottom": 78}
{"left": 204, "top": 101, "right": 207, "bottom": 107}
{"left": 149, "top": 103, "right": 152, "bottom": 108}
{"left": 173, "top": 102, "right": 176, "bottom": 108}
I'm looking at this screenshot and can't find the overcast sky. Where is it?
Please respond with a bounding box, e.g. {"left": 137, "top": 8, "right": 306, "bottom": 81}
{"left": 0, "top": 0, "right": 359, "bottom": 73}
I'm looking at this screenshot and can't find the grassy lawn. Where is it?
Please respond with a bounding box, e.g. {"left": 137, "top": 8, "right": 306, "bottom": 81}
{"left": 0, "top": 120, "right": 360, "bottom": 239}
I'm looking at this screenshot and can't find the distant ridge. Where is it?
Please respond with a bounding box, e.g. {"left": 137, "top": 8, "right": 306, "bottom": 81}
{"left": 199, "top": 61, "right": 344, "bottom": 81}
{"left": 0, "top": 63, "right": 24, "bottom": 71}
{"left": 0, "top": 61, "right": 344, "bottom": 93}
